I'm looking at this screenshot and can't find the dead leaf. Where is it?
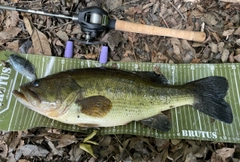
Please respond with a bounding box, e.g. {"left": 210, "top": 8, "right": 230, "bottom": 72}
{"left": 121, "top": 56, "right": 132, "bottom": 62}
{"left": 127, "top": 32, "right": 138, "bottom": 44}
{"left": 71, "top": 25, "right": 82, "bottom": 34}
{"left": 236, "top": 49, "right": 240, "bottom": 55}
{"left": 185, "top": 152, "right": 197, "bottom": 162}
{"left": 47, "top": 140, "right": 63, "bottom": 156}
{"left": 171, "top": 139, "right": 182, "bottom": 145}
{"left": 100, "top": 145, "right": 114, "bottom": 158}
{"left": 234, "top": 54, "right": 240, "bottom": 62}
{"left": 183, "top": 51, "right": 194, "bottom": 63}
{"left": 107, "top": 0, "right": 122, "bottom": 11}
{"left": 56, "top": 30, "right": 69, "bottom": 42}
{"left": 57, "top": 134, "right": 77, "bottom": 148}
{"left": 5, "top": 11, "right": 19, "bottom": 28}
{"left": 171, "top": 38, "right": 181, "bottom": 56}
{"left": 18, "top": 160, "right": 30, "bottom": 162}
{"left": 31, "top": 29, "right": 52, "bottom": 55}
{"left": 46, "top": 17, "right": 52, "bottom": 29}
{"left": 0, "top": 27, "right": 21, "bottom": 39}
{"left": 221, "top": 49, "right": 229, "bottom": 62}
{"left": 23, "top": 16, "right": 52, "bottom": 55}
{"left": 7, "top": 40, "right": 19, "bottom": 52}
{"left": 181, "top": 40, "right": 196, "bottom": 63}
{"left": 124, "top": 8, "right": 135, "bottom": 16}
{"left": 8, "top": 152, "right": 16, "bottom": 162}
{"left": 142, "top": 2, "right": 154, "bottom": 10}
{"left": 144, "top": 43, "right": 150, "bottom": 53}
{"left": 55, "top": 39, "right": 65, "bottom": 47}
{"left": 8, "top": 131, "right": 22, "bottom": 153}
{"left": 0, "top": 140, "right": 8, "bottom": 159}
{"left": 234, "top": 27, "right": 240, "bottom": 35}
{"left": 83, "top": 53, "right": 98, "bottom": 60}
{"left": 229, "top": 52, "right": 234, "bottom": 63}
{"left": 153, "top": 1, "right": 160, "bottom": 14}
{"left": 203, "top": 13, "right": 218, "bottom": 26}
{"left": 222, "top": 29, "right": 234, "bottom": 37}
{"left": 10, "top": 11, "right": 19, "bottom": 27}
{"left": 69, "top": 145, "right": 85, "bottom": 161}
{"left": 23, "top": 17, "right": 33, "bottom": 35}
{"left": 208, "top": 42, "right": 218, "bottom": 53}
{"left": 212, "top": 32, "right": 221, "bottom": 42}
{"left": 106, "top": 31, "right": 124, "bottom": 51}
{"left": 19, "top": 144, "right": 49, "bottom": 157}
{"left": 218, "top": 42, "right": 224, "bottom": 53}
{"left": 190, "top": 10, "right": 204, "bottom": 18}
{"left": 236, "top": 39, "right": 240, "bottom": 46}
{"left": 99, "top": 136, "right": 112, "bottom": 147}
{"left": 211, "top": 147, "right": 235, "bottom": 162}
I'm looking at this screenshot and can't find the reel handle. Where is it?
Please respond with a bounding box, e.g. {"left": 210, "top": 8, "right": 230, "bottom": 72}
{"left": 114, "top": 20, "right": 206, "bottom": 42}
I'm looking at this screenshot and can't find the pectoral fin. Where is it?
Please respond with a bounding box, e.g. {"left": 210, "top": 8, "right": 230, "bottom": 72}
{"left": 140, "top": 113, "right": 171, "bottom": 132}
{"left": 76, "top": 95, "right": 112, "bottom": 118}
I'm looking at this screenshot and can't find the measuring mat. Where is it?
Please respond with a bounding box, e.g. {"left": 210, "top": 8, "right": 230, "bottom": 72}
{"left": 0, "top": 51, "right": 239, "bottom": 143}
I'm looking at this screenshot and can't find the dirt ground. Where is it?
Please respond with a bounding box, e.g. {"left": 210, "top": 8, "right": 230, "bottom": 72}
{"left": 0, "top": 0, "right": 240, "bottom": 161}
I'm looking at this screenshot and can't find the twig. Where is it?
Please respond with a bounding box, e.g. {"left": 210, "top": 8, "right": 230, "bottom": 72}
{"left": 167, "top": 0, "right": 187, "bottom": 21}
{"left": 159, "top": 13, "right": 169, "bottom": 28}
{"left": 114, "top": 134, "right": 132, "bottom": 160}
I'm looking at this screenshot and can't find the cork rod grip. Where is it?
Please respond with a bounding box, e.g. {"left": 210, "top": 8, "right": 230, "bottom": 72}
{"left": 115, "top": 20, "right": 206, "bottom": 42}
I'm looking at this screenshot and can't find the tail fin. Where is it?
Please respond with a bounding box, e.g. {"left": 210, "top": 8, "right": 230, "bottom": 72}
{"left": 187, "top": 76, "right": 233, "bottom": 124}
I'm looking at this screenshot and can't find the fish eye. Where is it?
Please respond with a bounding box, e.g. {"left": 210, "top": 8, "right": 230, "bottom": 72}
{"left": 33, "top": 80, "right": 40, "bottom": 87}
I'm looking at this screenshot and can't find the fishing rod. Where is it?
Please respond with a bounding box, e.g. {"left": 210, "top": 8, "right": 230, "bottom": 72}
{"left": 0, "top": 4, "right": 206, "bottom": 44}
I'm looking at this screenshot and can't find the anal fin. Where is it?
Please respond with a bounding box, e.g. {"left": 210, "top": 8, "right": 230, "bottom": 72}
{"left": 140, "top": 113, "right": 171, "bottom": 132}
{"left": 76, "top": 95, "right": 112, "bottom": 118}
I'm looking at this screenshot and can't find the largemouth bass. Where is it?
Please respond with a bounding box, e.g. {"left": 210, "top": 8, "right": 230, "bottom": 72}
{"left": 12, "top": 68, "right": 233, "bottom": 132}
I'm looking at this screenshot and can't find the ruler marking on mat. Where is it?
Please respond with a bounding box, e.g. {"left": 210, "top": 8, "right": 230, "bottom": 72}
{"left": 232, "top": 66, "right": 240, "bottom": 139}
{"left": 222, "top": 65, "right": 232, "bottom": 139}
{"left": 8, "top": 72, "right": 21, "bottom": 131}
{"left": 225, "top": 65, "right": 235, "bottom": 140}
{"left": 172, "top": 65, "right": 180, "bottom": 133}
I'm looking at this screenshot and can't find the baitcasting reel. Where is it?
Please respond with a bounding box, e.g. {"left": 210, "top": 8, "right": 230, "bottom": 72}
{"left": 76, "top": 6, "right": 115, "bottom": 43}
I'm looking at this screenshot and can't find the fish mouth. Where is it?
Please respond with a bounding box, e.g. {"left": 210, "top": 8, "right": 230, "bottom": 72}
{"left": 12, "top": 90, "right": 27, "bottom": 102}
{"left": 12, "top": 87, "right": 41, "bottom": 107}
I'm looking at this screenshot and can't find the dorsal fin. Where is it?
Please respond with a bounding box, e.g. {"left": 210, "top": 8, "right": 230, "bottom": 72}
{"left": 76, "top": 95, "right": 112, "bottom": 118}
{"left": 132, "top": 71, "right": 168, "bottom": 84}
